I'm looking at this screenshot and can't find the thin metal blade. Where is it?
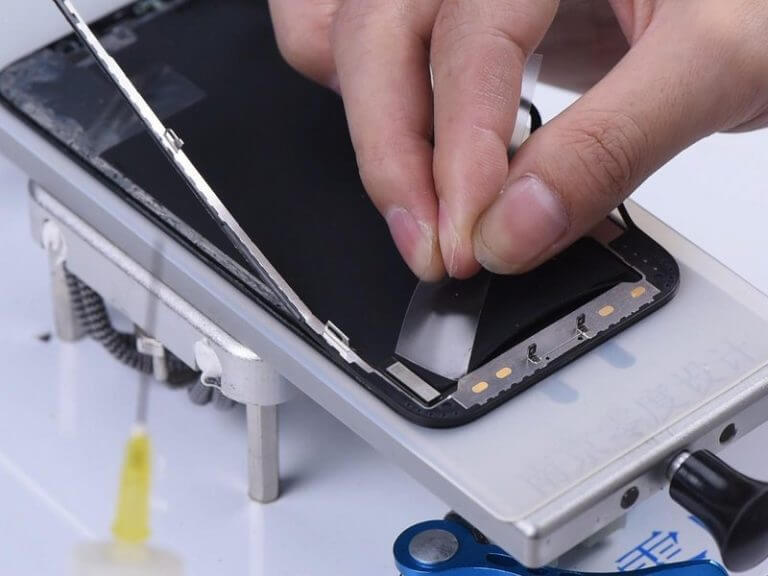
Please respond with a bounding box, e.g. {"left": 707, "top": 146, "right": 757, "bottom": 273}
{"left": 49, "top": 0, "right": 318, "bottom": 331}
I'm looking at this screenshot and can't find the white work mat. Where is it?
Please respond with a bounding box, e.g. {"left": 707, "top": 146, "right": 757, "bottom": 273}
{"left": 2, "top": 123, "right": 768, "bottom": 576}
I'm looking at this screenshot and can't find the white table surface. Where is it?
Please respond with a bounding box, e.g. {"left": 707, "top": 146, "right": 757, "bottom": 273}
{"left": 1, "top": 79, "right": 767, "bottom": 575}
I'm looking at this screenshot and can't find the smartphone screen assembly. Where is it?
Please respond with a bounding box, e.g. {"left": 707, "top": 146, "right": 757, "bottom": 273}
{"left": 0, "top": 0, "right": 679, "bottom": 426}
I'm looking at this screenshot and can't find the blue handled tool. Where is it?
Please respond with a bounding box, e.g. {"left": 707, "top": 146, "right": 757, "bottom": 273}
{"left": 394, "top": 518, "right": 727, "bottom": 576}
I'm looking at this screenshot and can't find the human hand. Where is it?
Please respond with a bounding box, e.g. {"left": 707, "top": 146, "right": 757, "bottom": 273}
{"left": 267, "top": 0, "right": 768, "bottom": 280}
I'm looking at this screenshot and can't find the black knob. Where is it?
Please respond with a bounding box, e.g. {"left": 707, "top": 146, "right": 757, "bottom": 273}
{"left": 669, "top": 450, "right": 768, "bottom": 572}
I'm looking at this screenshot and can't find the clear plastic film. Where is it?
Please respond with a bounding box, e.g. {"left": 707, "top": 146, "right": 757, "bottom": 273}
{"left": 395, "top": 273, "right": 490, "bottom": 381}
{"left": 397, "top": 54, "right": 543, "bottom": 383}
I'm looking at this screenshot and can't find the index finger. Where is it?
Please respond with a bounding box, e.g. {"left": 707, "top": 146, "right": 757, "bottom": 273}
{"left": 431, "top": 0, "right": 558, "bottom": 277}
{"left": 331, "top": 0, "right": 445, "bottom": 281}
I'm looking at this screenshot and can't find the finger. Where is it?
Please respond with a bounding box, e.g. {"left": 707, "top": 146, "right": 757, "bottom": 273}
{"left": 537, "top": 0, "right": 628, "bottom": 93}
{"left": 332, "top": 0, "right": 445, "bottom": 280}
{"left": 431, "top": 0, "right": 559, "bottom": 278}
{"left": 473, "top": 6, "right": 742, "bottom": 274}
{"left": 268, "top": 0, "right": 342, "bottom": 89}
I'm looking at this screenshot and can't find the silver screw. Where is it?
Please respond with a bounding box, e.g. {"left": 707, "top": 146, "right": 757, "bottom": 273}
{"left": 408, "top": 529, "right": 459, "bottom": 565}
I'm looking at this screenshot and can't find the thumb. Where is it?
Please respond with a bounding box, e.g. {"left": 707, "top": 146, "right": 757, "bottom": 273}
{"left": 472, "top": 10, "right": 737, "bottom": 274}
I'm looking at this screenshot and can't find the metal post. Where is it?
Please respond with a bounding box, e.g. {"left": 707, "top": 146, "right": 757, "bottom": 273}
{"left": 42, "top": 220, "right": 85, "bottom": 341}
{"left": 247, "top": 404, "right": 279, "bottom": 503}
{"left": 194, "top": 339, "right": 293, "bottom": 503}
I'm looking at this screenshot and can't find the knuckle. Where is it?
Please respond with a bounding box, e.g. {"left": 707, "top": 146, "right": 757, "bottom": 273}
{"left": 433, "top": 0, "right": 556, "bottom": 55}
{"left": 433, "top": 0, "right": 476, "bottom": 43}
{"left": 355, "top": 137, "right": 432, "bottom": 211}
{"left": 332, "top": 0, "right": 407, "bottom": 45}
{"left": 561, "top": 111, "right": 647, "bottom": 206}
{"left": 691, "top": 4, "right": 746, "bottom": 58}
{"left": 330, "top": 1, "right": 368, "bottom": 42}
{"left": 687, "top": 2, "right": 767, "bottom": 77}
{"left": 434, "top": 124, "right": 509, "bottom": 204}
{"left": 698, "top": 3, "right": 768, "bottom": 124}
{"left": 433, "top": 2, "right": 517, "bottom": 54}
{"left": 273, "top": 12, "right": 335, "bottom": 78}
{"left": 356, "top": 144, "right": 408, "bottom": 205}
{"left": 274, "top": 26, "right": 313, "bottom": 71}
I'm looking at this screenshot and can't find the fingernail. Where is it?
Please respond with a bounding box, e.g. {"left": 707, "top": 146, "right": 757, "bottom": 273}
{"left": 438, "top": 204, "right": 461, "bottom": 278}
{"left": 386, "top": 207, "right": 436, "bottom": 278}
{"left": 475, "top": 175, "right": 568, "bottom": 273}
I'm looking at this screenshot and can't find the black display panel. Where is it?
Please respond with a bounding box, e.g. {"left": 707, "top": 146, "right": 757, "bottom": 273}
{"left": 0, "top": 0, "right": 679, "bottom": 426}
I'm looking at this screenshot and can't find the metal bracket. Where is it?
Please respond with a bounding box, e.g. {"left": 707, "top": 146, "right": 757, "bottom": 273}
{"left": 136, "top": 330, "right": 169, "bottom": 382}
{"left": 29, "top": 182, "right": 296, "bottom": 502}
{"left": 193, "top": 338, "right": 287, "bottom": 502}
{"left": 41, "top": 219, "right": 85, "bottom": 341}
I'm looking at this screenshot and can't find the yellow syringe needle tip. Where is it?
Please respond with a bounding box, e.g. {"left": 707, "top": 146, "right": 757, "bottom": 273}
{"left": 112, "top": 425, "right": 151, "bottom": 544}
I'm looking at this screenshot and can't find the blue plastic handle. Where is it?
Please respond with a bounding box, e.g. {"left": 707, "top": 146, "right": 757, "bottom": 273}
{"left": 394, "top": 520, "right": 727, "bottom": 576}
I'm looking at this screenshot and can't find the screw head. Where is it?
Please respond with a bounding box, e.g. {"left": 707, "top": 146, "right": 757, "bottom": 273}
{"left": 408, "top": 529, "right": 459, "bottom": 565}
{"left": 719, "top": 423, "right": 737, "bottom": 444}
{"left": 621, "top": 486, "right": 640, "bottom": 509}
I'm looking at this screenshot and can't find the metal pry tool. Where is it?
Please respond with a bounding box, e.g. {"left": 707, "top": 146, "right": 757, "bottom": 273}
{"left": 50, "top": 0, "right": 310, "bottom": 326}
{"left": 49, "top": 0, "right": 372, "bottom": 367}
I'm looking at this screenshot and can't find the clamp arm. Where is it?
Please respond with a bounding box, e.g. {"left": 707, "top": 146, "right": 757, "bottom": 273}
{"left": 394, "top": 519, "right": 726, "bottom": 576}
